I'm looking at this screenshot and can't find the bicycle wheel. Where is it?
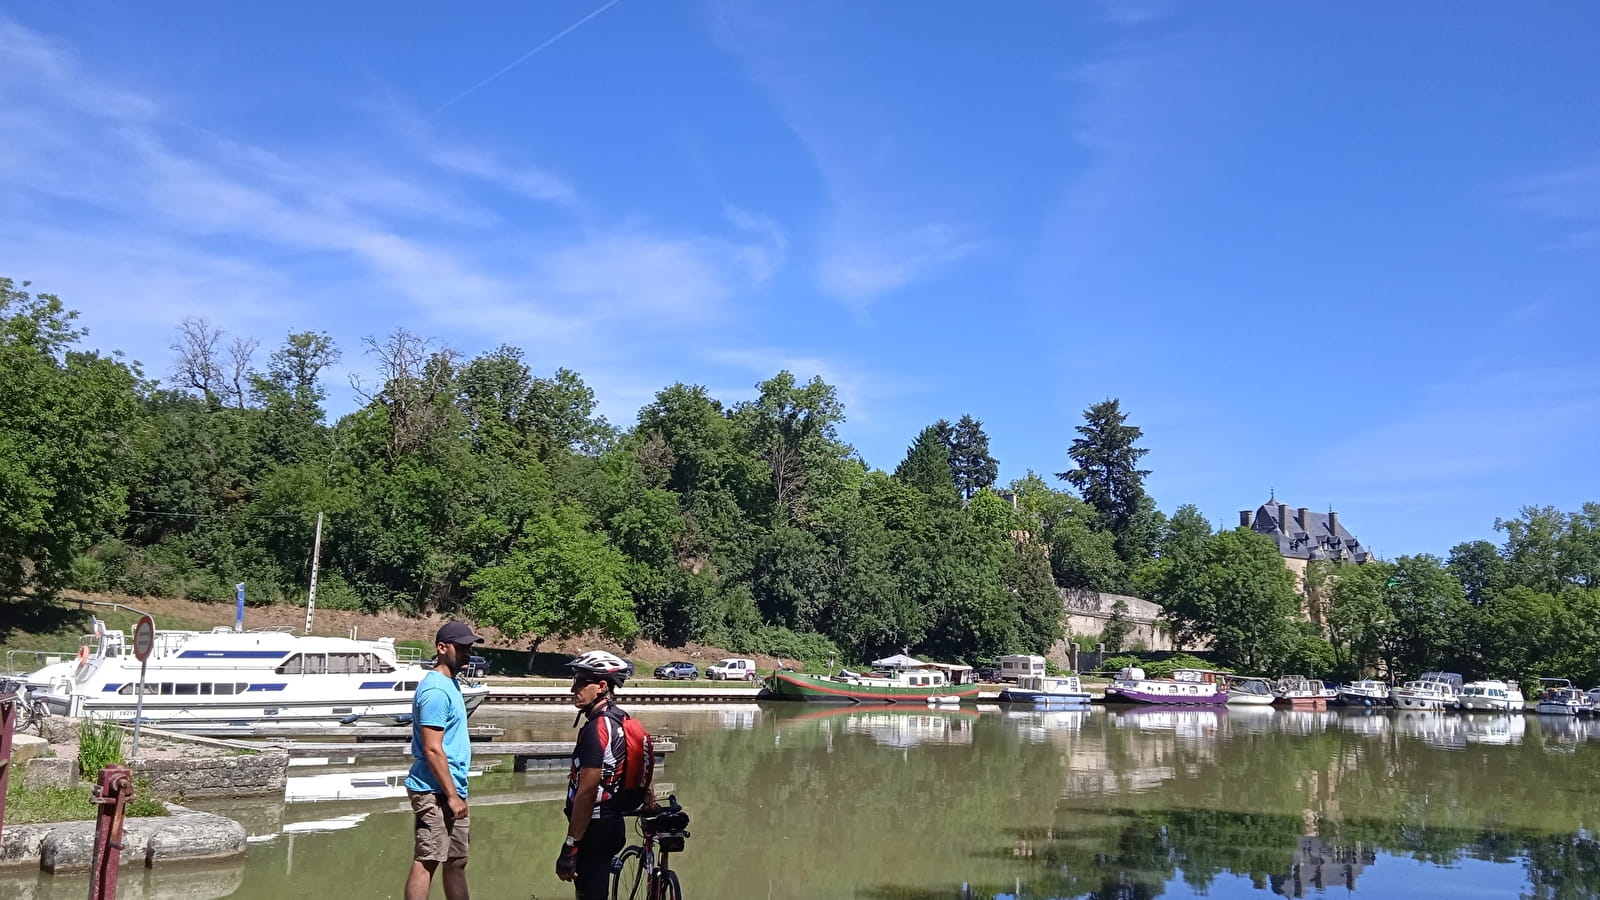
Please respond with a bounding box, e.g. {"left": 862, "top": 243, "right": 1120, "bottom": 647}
{"left": 611, "top": 845, "right": 647, "bottom": 900}
{"left": 659, "top": 869, "right": 682, "bottom": 900}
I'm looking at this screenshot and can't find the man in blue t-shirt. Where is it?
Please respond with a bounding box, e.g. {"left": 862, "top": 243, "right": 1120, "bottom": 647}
{"left": 403, "top": 621, "right": 482, "bottom": 900}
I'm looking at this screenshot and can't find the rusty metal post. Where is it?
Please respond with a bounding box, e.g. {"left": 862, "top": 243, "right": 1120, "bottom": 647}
{"left": 0, "top": 690, "right": 14, "bottom": 843}
{"left": 88, "top": 764, "right": 134, "bottom": 900}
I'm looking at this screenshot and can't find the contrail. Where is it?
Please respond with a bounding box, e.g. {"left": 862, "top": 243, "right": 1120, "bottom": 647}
{"left": 432, "top": 0, "right": 626, "bottom": 116}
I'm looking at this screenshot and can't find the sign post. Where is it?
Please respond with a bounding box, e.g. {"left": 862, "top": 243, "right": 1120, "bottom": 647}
{"left": 131, "top": 615, "right": 155, "bottom": 757}
{"left": 234, "top": 583, "right": 246, "bottom": 633}
{"left": 304, "top": 512, "right": 324, "bottom": 635}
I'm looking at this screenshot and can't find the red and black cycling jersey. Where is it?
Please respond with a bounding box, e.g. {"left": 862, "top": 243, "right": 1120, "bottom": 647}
{"left": 566, "top": 699, "right": 644, "bottom": 818}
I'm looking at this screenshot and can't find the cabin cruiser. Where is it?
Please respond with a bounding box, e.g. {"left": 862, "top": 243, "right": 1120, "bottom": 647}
{"left": 1273, "top": 675, "right": 1336, "bottom": 708}
{"left": 998, "top": 674, "right": 1092, "bottom": 707}
{"left": 1391, "top": 672, "right": 1463, "bottom": 710}
{"left": 1534, "top": 679, "right": 1592, "bottom": 716}
{"left": 1457, "top": 680, "right": 1525, "bottom": 712}
{"left": 1336, "top": 680, "right": 1391, "bottom": 707}
{"left": 1104, "top": 667, "right": 1226, "bottom": 705}
{"left": 21, "top": 619, "right": 488, "bottom": 728}
{"left": 1224, "top": 677, "right": 1276, "bottom": 706}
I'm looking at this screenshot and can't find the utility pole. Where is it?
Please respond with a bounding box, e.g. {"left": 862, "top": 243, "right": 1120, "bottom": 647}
{"left": 304, "top": 512, "right": 324, "bottom": 635}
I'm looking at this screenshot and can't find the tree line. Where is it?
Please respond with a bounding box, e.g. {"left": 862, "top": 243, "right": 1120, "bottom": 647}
{"left": 3, "top": 276, "right": 1596, "bottom": 678}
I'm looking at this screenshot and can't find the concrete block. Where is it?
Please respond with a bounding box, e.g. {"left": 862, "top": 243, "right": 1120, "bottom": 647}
{"left": 145, "top": 813, "right": 247, "bottom": 865}
{"left": 22, "top": 756, "right": 76, "bottom": 788}
{"left": 9, "top": 734, "right": 50, "bottom": 765}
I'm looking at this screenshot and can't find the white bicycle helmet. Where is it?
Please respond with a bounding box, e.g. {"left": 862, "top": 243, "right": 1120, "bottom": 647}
{"left": 567, "top": 650, "right": 633, "bottom": 686}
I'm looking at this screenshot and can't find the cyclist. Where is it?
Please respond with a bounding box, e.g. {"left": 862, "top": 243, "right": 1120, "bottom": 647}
{"left": 556, "top": 650, "right": 650, "bottom": 898}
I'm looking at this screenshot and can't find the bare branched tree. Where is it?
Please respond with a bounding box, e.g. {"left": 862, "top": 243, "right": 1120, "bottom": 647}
{"left": 170, "top": 316, "right": 225, "bottom": 402}
{"left": 356, "top": 328, "right": 458, "bottom": 460}
{"left": 226, "top": 335, "right": 259, "bottom": 409}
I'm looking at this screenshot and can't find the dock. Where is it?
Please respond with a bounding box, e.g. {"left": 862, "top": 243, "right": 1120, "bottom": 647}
{"left": 483, "top": 685, "right": 764, "bottom": 704}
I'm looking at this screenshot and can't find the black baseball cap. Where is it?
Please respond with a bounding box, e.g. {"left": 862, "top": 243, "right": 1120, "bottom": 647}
{"left": 435, "top": 621, "right": 485, "bottom": 646}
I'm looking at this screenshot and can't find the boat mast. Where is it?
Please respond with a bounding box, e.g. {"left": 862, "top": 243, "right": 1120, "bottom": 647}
{"left": 304, "top": 511, "right": 324, "bottom": 635}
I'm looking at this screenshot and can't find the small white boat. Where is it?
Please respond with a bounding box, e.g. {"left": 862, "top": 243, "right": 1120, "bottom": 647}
{"left": 1224, "top": 677, "right": 1276, "bottom": 706}
{"left": 1392, "top": 672, "right": 1463, "bottom": 710}
{"left": 1273, "top": 675, "right": 1334, "bottom": 708}
{"left": 1458, "top": 680, "right": 1525, "bottom": 712}
{"left": 1535, "top": 679, "right": 1592, "bottom": 716}
{"left": 1336, "top": 680, "right": 1391, "bottom": 707}
{"left": 998, "top": 674, "right": 1092, "bottom": 707}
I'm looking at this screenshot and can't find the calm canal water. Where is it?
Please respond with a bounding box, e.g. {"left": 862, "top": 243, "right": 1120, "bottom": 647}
{"left": 8, "top": 703, "right": 1600, "bottom": 899}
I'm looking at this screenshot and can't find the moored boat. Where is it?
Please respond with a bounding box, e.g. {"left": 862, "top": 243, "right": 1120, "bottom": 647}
{"left": 1224, "top": 677, "right": 1276, "bottom": 706}
{"left": 1336, "top": 679, "right": 1391, "bottom": 707}
{"left": 1103, "top": 667, "right": 1226, "bottom": 705}
{"left": 1535, "top": 679, "right": 1592, "bottom": 716}
{"left": 998, "top": 674, "right": 1092, "bottom": 707}
{"left": 1392, "top": 672, "right": 1463, "bottom": 710}
{"left": 1458, "top": 680, "right": 1525, "bottom": 712}
{"left": 21, "top": 618, "right": 487, "bottom": 728}
{"left": 1273, "top": 675, "right": 1334, "bottom": 708}
{"left": 763, "top": 655, "right": 980, "bottom": 704}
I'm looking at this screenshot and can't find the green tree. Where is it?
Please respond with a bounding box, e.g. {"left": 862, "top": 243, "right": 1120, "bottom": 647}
{"left": 947, "top": 414, "right": 998, "bottom": 500}
{"left": 1497, "top": 505, "right": 1568, "bottom": 594}
{"left": 894, "top": 423, "right": 958, "bottom": 505}
{"left": 1197, "top": 529, "right": 1302, "bottom": 672}
{"left": 464, "top": 505, "right": 636, "bottom": 646}
{"left": 0, "top": 279, "right": 143, "bottom": 597}
{"left": 1385, "top": 554, "right": 1471, "bottom": 677}
{"left": 1055, "top": 399, "right": 1153, "bottom": 565}
{"left": 733, "top": 372, "right": 850, "bottom": 525}
{"left": 1325, "top": 559, "right": 1394, "bottom": 676}
{"left": 1447, "top": 539, "right": 1504, "bottom": 606}
{"left": 1560, "top": 502, "right": 1600, "bottom": 589}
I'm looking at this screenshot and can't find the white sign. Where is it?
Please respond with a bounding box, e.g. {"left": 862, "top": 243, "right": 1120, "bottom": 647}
{"left": 133, "top": 615, "right": 156, "bottom": 662}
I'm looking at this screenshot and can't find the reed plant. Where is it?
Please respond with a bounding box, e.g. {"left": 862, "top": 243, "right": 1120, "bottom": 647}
{"left": 77, "top": 718, "right": 125, "bottom": 777}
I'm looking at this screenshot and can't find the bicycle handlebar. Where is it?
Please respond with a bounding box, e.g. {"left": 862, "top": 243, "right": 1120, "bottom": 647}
{"left": 621, "top": 794, "right": 683, "bottom": 817}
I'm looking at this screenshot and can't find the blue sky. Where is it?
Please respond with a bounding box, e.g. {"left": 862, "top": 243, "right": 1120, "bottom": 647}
{"left": 2, "top": 1, "right": 1596, "bottom": 558}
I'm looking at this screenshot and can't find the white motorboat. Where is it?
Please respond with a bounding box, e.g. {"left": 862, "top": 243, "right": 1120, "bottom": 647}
{"left": 1273, "top": 675, "right": 1336, "bottom": 707}
{"left": 22, "top": 618, "right": 488, "bottom": 728}
{"left": 1535, "top": 679, "right": 1592, "bottom": 716}
{"left": 1457, "top": 680, "right": 1525, "bottom": 712}
{"left": 1336, "top": 680, "right": 1391, "bottom": 707}
{"left": 1224, "top": 677, "right": 1276, "bottom": 706}
{"left": 1392, "top": 672, "right": 1463, "bottom": 710}
{"left": 998, "top": 674, "right": 1092, "bottom": 707}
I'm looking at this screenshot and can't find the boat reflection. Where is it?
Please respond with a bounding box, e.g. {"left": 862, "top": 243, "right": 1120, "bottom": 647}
{"left": 1461, "top": 712, "right": 1526, "bottom": 746}
{"left": 1003, "top": 707, "right": 1090, "bottom": 743}
{"left": 778, "top": 703, "right": 979, "bottom": 747}
{"left": 1389, "top": 709, "right": 1467, "bottom": 749}
{"left": 1336, "top": 708, "right": 1391, "bottom": 737}
{"left": 1108, "top": 706, "right": 1223, "bottom": 738}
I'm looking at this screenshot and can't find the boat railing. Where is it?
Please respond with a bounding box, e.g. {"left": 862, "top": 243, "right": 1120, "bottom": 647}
{"left": 4, "top": 648, "right": 74, "bottom": 675}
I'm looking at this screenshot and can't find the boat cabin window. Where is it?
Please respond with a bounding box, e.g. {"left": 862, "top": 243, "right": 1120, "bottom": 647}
{"left": 175, "top": 683, "right": 198, "bottom": 695}
{"left": 276, "top": 653, "right": 329, "bottom": 675}
{"left": 394, "top": 681, "right": 420, "bottom": 692}
{"left": 326, "top": 652, "right": 394, "bottom": 675}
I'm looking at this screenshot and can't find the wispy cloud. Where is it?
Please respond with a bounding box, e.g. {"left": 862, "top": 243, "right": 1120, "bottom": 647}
{"left": 1314, "top": 366, "right": 1600, "bottom": 486}
{"left": 0, "top": 15, "right": 788, "bottom": 402}
{"left": 709, "top": 2, "right": 980, "bottom": 308}
{"left": 1503, "top": 161, "right": 1600, "bottom": 250}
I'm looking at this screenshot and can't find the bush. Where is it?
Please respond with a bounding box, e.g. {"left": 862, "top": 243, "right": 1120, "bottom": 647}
{"left": 312, "top": 574, "right": 365, "bottom": 611}
{"left": 727, "top": 625, "right": 841, "bottom": 672}
{"left": 77, "top": 719, "right": 125, "bottom": 777}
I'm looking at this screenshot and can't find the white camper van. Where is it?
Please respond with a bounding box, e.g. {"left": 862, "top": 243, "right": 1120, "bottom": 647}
{"left": 997, "top": 655, "right": 1047, "bottom": 683}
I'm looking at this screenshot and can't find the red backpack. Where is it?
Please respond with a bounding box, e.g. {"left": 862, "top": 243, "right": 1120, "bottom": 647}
{"left": 610, "top": 708, "right": 655, "bottom": 802}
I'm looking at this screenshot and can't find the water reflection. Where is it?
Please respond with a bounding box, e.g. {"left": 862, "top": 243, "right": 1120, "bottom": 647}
{"left": 7, "top": 704, "right": 1600, "bottom": 899}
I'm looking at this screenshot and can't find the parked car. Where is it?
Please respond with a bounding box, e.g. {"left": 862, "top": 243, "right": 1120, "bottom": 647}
{"left": 707, "top": 658, "right": 759, "bottom": 681}
{"left": 974, "top": 665, "right": 1003, "bottom": 683}
{"left": 654, "top": 661, "right": 699, "bottom": 680}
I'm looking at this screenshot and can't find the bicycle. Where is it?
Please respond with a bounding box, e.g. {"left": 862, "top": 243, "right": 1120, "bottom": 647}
{"left": 0, "top": 678, "right": 49, "bottom": 735}
{"left": 611, "top": 795, "right": 690, "bottom": 900}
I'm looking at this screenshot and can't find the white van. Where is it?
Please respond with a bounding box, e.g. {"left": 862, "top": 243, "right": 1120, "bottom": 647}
{"left": 997, "top": 655, "right": 1046, "bottom": 683}
{"left": 707, "top": 658, "right": 759, "bottom": 681}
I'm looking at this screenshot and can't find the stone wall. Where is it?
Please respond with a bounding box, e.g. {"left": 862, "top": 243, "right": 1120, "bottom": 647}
{"left": 0, "top": 805, "right": 245, "bottom": 873}
{"left": 1050, "top": 588, "right": 1176, "bottom": 660}
{"left": 131, "top": 750, "right": 288, "bottom": 801}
